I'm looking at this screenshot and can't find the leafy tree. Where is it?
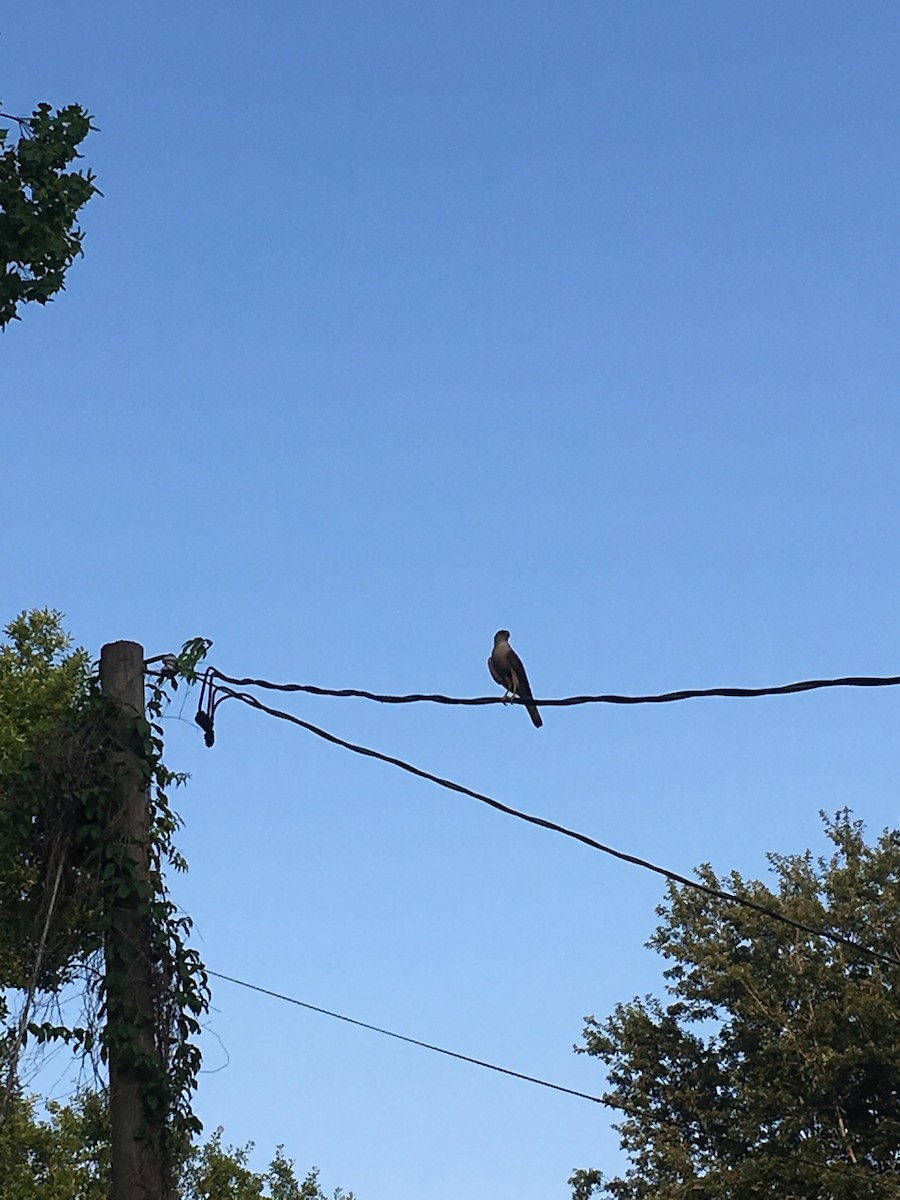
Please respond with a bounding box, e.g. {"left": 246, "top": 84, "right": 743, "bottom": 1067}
{"left": 183, "top": 1127, "right": 355, "bottom": 1200}
{"left": 0, "top": 609, "right": 91, "bottom": 766}
{"left": 0, "top": 1087, "right": 109, "bottom": 1200}
{"left": 0, "top": 1088, "right": 354, "bottom": 1200}
{"left": 0, "top": 101, "right": 98, "bottom": 328}
{"left": 572, "top": 812, "right": 900, "bottom": 1199}
{"left": 0, "top": 609, "right": 95, "bottom": 989}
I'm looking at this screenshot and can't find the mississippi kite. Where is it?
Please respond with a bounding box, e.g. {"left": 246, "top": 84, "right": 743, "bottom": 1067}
{"left": 488, "top": 629, "right": 543, "bottom": 728}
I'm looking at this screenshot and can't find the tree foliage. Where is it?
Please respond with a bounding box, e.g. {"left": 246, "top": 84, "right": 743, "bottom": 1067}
{"left": 0, "top": 609, "right": 95, "bottom": 988}
{"left": 0, "top": 1088, "right": 354, "bottom": 1200}
{"left": 0, "top": 102, "right": 98, "bottom": 328}
{"left": 0, "top": 1088, "right": 109, "bottom": 1200}
{"left": 183, "top": 1127, "right": 356, "bottom": 1200}
{"left": 574, "top": 812, "right": 900, "bottom": 1199}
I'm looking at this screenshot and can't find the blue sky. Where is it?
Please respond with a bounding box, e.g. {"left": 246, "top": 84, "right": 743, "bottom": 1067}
{"left": 4, "top": 3, "right": 900, "bottom": 1196}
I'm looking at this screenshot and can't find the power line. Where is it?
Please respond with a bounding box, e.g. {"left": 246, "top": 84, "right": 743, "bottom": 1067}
{"left": 211, "top": 684, "right": 900, "bottom": 972}
{"left": 208, "top": 970, "right": 894, "bottom": 1184}
{"left": 209, "top": 668, "right": 900, "bottom": 709}
{"left": 208, "top": 969, "right": 603, "bottom": 1104}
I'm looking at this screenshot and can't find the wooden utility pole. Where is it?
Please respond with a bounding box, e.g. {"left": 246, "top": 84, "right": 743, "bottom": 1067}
{"left": 100, "top": 641, "right": 167, "bottom": 1200}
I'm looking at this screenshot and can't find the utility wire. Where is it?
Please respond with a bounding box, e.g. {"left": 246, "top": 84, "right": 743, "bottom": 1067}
{"left": 213, "top": 685, "right": 900, "bottom": 972}
{"left": 210, "top": 668, "right": 900, "bottom": 709}
{"left": 208, "top": 970, "right": 603, "bottom": 1104}
{"left": 208, "top": 970, "right": 893, "bottom": 1183}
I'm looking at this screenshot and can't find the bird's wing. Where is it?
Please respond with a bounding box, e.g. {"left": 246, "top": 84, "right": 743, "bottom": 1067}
{"left": 488, "top": 653, "right": 511, "bottom": 689}
{"left": 510, "top": 653, "right": 543, "bottom": 727}
{"left": 506, "top": 649, "right": 531, "bottom": 699}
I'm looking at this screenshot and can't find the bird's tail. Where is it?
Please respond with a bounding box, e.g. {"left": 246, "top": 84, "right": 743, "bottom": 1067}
{"left": 524, "top": 698, "right": 543, "bottom": 728}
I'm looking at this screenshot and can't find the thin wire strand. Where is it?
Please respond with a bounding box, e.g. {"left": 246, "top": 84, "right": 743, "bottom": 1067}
{"left": 207, "top": 970, "right": 894, "bottom": 1181}
{"left": 207, "top": 969, "right": 603, "bottom": 1104}
{"left": 209, "top": 669, "right": 900, "bottom": 708}
{"left": 214, "top": 686, "right": 900, "bottom": 972}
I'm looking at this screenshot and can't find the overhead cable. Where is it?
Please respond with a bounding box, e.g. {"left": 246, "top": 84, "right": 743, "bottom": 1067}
{"left": 208, "top": 970, "right": 603, "bottom": 1104}
{"left": 208, "top": 970, "right": 897, "bottom": 1183}
{"left": 206, "top": 974, "right": 897, "bottom": 1180}
{"left": 209, "top": 669, "right": 900, "bottom": 709}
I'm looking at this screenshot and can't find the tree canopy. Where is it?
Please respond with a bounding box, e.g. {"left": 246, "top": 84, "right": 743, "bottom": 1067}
{"left": 0, "top": 102, "right": 98, "bottom": 328}
{"left": 0, "top": 1088, "right": 354, "bottom": 1200}
{"left": 572, "top": 812, "right": 900, "bottom": 1199}
{"left": 0, "top": 609, "right": 95, "bottom": 990}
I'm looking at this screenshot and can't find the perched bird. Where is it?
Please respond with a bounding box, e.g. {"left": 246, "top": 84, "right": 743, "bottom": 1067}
{"left": 488, "top": 629, "right": 543, "bottom": 728}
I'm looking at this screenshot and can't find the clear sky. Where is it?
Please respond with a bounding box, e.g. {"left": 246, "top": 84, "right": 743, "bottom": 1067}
{"left": 4, "top": 3, "right": 900, "bottom": 1196}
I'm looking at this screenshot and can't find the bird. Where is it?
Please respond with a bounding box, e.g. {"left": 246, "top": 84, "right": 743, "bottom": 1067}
{"left": 488, "top": 630, "right": 543, "bottom": 728}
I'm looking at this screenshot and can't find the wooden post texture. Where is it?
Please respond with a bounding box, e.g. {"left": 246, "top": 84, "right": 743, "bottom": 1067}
{"left": 100, "top": 640, "right": 166, "bottom": 1200}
